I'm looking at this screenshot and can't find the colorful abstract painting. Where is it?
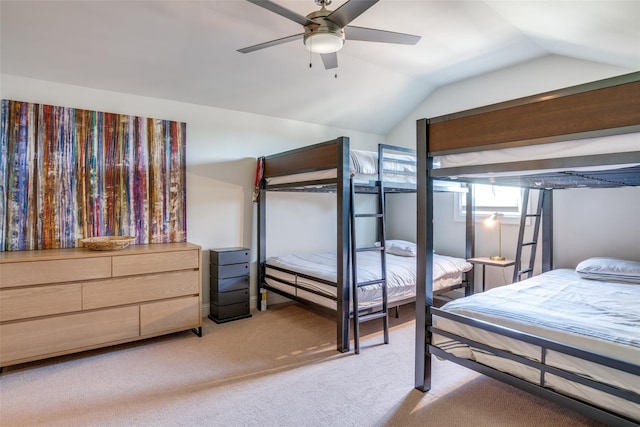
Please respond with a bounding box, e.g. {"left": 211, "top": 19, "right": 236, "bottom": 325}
{"left": 0, "top": 100, "right": 187, "bottom": 251}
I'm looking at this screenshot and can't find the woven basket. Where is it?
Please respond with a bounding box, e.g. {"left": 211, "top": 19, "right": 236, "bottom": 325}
{"left": 81, "top": 236, "right": 136, "bottom": 251}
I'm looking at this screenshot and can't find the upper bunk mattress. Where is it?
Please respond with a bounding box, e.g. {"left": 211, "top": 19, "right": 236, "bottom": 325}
{"left": 431, "top": 133, "right": 640, "bottom": 188}
{"left": 433, "top": 132, "right": 639, "bottom": 171}
{"left": 266, "top": 149, "right": 417, "bottom": 186}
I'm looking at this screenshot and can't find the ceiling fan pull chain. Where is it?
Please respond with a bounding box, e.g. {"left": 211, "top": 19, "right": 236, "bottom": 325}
{"left": 309, "top": 42, "right": 313, "bottom": 68}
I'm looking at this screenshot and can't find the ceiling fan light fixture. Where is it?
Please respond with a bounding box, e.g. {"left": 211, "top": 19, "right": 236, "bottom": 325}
{"left": 304, "top": 31, "right": 344, "bottom": 54}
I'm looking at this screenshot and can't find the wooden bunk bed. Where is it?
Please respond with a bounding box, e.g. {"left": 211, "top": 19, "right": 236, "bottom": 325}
{"left": 257, "top": 139, "right": 473, "bottom": 353}
{"left": 415, "top": 71, "right": 640, "bottom": 426}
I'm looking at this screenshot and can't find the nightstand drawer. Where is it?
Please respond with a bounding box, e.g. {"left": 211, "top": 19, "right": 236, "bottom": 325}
{"left": 212, "top": 288, "right": 249, "bottom": 305}
{"left": 210, "top": 248, "right": 249, "bottom": 265}
{"left": 211, "top": 262, "right": 249, "bottom": 279}
{"left": 211, "top": 301, "right": 250, "bottom": 320}
{"left": 211, "top": 275, "right": 249, "bottom": 293}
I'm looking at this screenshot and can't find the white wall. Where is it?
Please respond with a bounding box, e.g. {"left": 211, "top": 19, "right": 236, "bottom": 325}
{"left": 385, "top": 55, "right": 639, "bottom": 289}
{"left": 553, "top": 187, "right": 640, "bottom": 267}
{"left": 1, "top": 74, "right": 385, "bottom": 310}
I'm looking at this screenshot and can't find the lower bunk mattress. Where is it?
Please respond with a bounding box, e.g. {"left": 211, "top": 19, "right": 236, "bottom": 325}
{"left": 432, "top": 268, "right": 640, "bottom": 422}
{"left": 264, "top": 251, "right": 472, "bottom": 311}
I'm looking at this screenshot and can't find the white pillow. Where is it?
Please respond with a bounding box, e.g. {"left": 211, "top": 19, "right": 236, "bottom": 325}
{"left": 376, "top": 240, "right": 417, "bottom": 257}
{"left": 575, "top": 257, "right": 640, "bottom": 284}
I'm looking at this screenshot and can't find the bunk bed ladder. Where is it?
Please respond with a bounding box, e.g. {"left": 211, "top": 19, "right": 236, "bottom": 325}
{"left": 513, "top": 188, "right": 544, "bottom": 282}
{"left": 350, "top": 177, "right": 389, "bottom": 354}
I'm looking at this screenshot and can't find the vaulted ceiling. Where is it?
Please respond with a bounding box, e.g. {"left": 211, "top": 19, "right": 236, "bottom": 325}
{"left": 2, "top": 1, "right": 639, "bottom": 134}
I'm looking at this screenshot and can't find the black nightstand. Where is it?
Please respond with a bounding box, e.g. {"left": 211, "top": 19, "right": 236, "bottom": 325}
{"left": 467, "top": 257, "right": 515, "bottom": 292}
{"left": 208, "top": 247, "right": 252, "bottom": 323}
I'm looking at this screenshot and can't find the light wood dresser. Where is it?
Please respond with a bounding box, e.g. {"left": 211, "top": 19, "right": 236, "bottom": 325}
{"left": 0, "top": 242, "right": 202, "bottom": 371}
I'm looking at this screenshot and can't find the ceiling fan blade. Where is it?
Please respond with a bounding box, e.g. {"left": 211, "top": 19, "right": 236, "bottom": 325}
{"left": 345, "top": 26, "right": 421, "bottom": 45}
{"left": 326, "top": 0, "right": 379, "bottom": 28}
{"left": 246, "top": 0, "right": 312, "bottom": 26}
{"left": 320, "top": 52, "right": 338, "bottom": 69}
{"left": 237, "top": 33, "right": 304, "bottom": 54}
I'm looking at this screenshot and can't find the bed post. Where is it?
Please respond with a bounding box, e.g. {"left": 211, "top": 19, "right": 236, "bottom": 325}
{"left": 416, "top": 118, "right": 434, "bottom": 391}
{"left": 337, "top": 137, "right": 351, "bottom": 352}
{"left": 541, "top": 189, "right": 553, "bottom": 273}
{"left": 465, "top": 185, "right": 475, "bottom": 295}
{"left": 257, "top": 160, "right": 267, "bottom": 311}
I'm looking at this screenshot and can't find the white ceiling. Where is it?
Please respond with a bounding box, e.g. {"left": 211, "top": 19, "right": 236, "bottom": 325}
{"left": 2, "top": 1, "right": 639, "bottom": 135}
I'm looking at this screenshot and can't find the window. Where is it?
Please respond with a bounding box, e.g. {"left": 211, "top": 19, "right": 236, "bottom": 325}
{"left": 455, "top": 184, "right": 524, "bottom": 223}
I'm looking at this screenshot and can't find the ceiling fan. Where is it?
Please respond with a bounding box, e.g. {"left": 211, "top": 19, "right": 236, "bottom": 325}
{"left": 238, "top": 0, "right": 421, "bottom": 69}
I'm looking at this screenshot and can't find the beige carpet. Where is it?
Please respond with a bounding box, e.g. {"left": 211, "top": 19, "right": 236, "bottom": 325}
{"left": 0, "top": 303, "right": 606, "bottom": 426}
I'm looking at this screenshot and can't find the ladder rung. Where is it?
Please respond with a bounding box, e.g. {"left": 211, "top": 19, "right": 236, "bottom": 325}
{"left": 356, "top": 246, "right": 384, "bottom": 253}
{"left": 521, "top": 241, "right": 537, "bottom": 246}
{"left": 356, "top": 279, "right": 386, "bottom": 287}
{"left": 357, "top": 311, "right": 387, "bottom": 323}
{"left": 526, "top": 214, "right": 541, "bottom": 217}
{"left": 355, "top": 213, "right": 383, "bottom": 218}
{"left": 517, "top": 268, "right": 533, "bottom": 275}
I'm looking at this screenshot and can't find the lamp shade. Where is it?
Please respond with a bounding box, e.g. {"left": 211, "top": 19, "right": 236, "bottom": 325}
{"left": 485, "top": 213, "right": 499, "bottom": 226}
{"left": 304, "top": 32, "right": 344, "bottom": 54}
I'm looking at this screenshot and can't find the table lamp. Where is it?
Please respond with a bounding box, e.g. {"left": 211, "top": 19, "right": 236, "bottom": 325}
{"left": 485, "top": 212, "right": 505, "bottom": 261}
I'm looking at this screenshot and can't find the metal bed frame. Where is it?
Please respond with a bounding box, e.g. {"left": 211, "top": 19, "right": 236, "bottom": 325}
{"left": 415, "top": 71, "right": 640, "bottom": 425}
{"left": 257, "top": 138, "right": 471, "bottom": 352}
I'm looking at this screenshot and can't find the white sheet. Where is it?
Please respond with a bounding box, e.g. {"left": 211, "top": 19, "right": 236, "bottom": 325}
{"left": 432, "top": 269, "right": 640, "bottom": 421}
{"left": 265, "top": 252, "right": 472, "bottom": 310}
{"left": 350, "top": 149, "right": 416, "bottom": 175}
{"left": 434, "top": 132, "right": 640, "bottom": 170}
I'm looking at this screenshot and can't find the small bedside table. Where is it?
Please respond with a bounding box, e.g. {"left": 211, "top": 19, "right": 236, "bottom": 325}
{"left": 467, "top": 257, "right": 515, "bottom": 292}
{"left": 209, "top": 247, "right": 252, "bottom": 323}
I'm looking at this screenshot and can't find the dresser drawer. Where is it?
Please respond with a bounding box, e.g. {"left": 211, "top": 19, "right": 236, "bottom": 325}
{"left": 140, "top": 296, "right": 200, "bottom": 336}
{"left": 0, "top": 306, "right": 139, "bottom": 364}
{"left": 210, "top": 275, "right": 249, "bottom": 293}
{"left": 211, "top": 301, "right": 250, "bottom": 321}
{"left": 83, "top": 270, "right": 199, "bottom": 309}
{"left": 210, "top": 248, "right": 249, "bottom": 265}
{"left": 212, "top": 288, "right": 249, "bottom": 306}
{"left": 0, "top": 283, "right": 82, "bottom": 322}
{"left": 0, "top": 257, "right": 111, "bottom": 288}
{"left": 211, "top": 262, "right": 249, "bottom": 279}
{"left": 112, "top": 250, "right": 199, "bottom": 277}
